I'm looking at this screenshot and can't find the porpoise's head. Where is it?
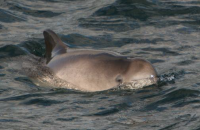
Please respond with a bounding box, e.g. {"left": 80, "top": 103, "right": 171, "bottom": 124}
{"left": 114, "top": 58, "right": 158, "bottom": 89}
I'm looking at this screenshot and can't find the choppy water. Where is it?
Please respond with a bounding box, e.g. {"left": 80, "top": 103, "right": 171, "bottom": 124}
{"left": 0, "top": 0, "right": 200, "bottom": 129}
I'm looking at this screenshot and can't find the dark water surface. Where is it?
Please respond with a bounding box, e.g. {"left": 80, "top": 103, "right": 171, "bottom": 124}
{"left": 0, "top": 0, "right": 200, "bottom": 129}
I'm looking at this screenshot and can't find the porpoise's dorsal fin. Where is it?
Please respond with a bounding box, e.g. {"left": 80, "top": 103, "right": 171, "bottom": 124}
{"left": 43, "top": 29, "right": 67, "bottom": 64}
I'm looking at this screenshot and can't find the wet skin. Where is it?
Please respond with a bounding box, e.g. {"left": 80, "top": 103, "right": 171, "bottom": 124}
{"left": 43, "top": 29, "right": 157, "bottom": 92}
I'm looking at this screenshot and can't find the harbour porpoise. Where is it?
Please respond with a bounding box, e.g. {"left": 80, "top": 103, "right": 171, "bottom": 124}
{"left": 43, "top": 29, "right": 157, "bottom": 92}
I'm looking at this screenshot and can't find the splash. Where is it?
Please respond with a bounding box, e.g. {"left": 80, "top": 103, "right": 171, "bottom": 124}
{"left": 118, "top": 77, "right": 158, "bottom": 90}
{"left": 157, "top": 70, "right": 185, "bottom": 86}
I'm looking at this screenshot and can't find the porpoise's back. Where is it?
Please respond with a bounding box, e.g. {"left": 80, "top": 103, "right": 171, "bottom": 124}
{"left": 47, "top": 52, "right": 131, "bottom": 91}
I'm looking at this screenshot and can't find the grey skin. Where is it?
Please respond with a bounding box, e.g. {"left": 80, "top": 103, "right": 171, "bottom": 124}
{"left": 43, "top": 29, "right": 157, "bottom": 92}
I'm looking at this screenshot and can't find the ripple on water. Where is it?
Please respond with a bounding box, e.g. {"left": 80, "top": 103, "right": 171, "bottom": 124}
{"left": 0, "top": 119, "right": 21, "bottom": 123}
{"left": 0, "top": 24, "right": 3, "bottom": 29}
{"left": 0, "top": 93, "right": 43, "bottom": 101}
{"left": 149, "top": 59, "right": 165, "bottom": 64}
{"left": 173, "top": 99, "right": 200, "bottom": 108}
{"left": 144, "top": 89, "right": 200, "bottom": 111}
{"left": 21, "top": 98, "right": 65, "bottom": 106}
{"left": 56, "top": 117, "right": 78, "bottom": 122}
{"left": 87, "top": 102, "right": 131, "bottom": 116}
{"left": 9, "top": 3, "right": 62, "bottom": 18}
{"left": 14, "top": 77, "right": 38, "bottom": 88}
{"left": 142, "top": 47, "right": 180, "bottom": 56}
{"left": 60, "top": 33, "right": 125, "bottom": 48}
{"left": 93, "top": 0, "right": 152, "bottom": 21}
{"left": 0, "top": 9, "right": 25, "bottom": 23}
{"left": 61, "top": 33, "right": 172, "bottom": 48}
{"left": 0, "top": 74, "right": 5, "bottom": 77}
{"left": 80, "top": 0, "right": 200, "bottom": 32}
{"left": 0, "top": 65, "right": 4, "bottom": 69}
{"left": 176, "top": 60, "right": 195, "bottom": 66}
{"left": 39, "top": 0, "right": 65, "bottom": 2}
